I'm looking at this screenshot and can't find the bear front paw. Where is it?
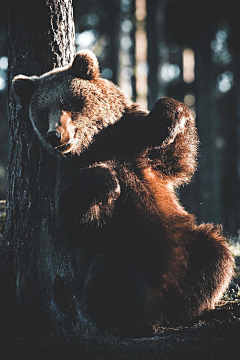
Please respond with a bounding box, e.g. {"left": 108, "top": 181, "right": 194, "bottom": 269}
{"left": 92, "top": 163, "right": 120, "bottom": 206}
{"left": 57, "top": 163, "right": 121, "bottom": 234}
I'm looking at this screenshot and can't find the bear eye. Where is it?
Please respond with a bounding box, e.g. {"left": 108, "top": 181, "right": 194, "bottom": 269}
{"left": 62, "top": 99, "right": 72, "bottom": 111}
{"left": 61, "top": 98, "right": 83, "bottom": 112}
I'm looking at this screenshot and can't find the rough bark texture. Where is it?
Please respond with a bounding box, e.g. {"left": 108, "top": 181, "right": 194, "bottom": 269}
{"left": 1, "top": 0, "right": 87, "bottom": 335}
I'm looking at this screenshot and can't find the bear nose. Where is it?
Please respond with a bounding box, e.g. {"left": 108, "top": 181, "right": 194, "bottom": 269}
{"left": 46, "top": 131, "right": 61, "bottom": 148}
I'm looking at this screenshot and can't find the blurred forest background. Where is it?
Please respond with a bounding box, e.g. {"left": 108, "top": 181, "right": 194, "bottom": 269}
{"left": 0, "top": 0, "right": 240, "bottom": 239}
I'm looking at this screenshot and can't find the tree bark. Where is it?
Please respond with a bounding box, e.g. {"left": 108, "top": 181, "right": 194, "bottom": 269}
{"left": 1, "top": 0, "right": 90, "bottom": 336}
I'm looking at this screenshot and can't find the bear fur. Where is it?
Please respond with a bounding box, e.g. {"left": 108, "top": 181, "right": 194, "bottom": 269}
{"left": 13, "top": 50, "right": 235, "bottom": 335}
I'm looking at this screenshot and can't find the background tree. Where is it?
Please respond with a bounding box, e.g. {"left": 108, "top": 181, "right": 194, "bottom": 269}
{"left": 0, "top": 1, "right": 8, "bottom": 200}
{"left": 1, "top": 0, "right": 90, "bottom": 335}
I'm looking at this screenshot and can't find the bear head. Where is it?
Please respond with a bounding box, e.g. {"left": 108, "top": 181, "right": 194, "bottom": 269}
{"left": 12, "top": 50, "right": 135, "bottom": 157}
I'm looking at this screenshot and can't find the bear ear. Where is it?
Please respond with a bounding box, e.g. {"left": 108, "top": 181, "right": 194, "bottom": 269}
{"left": 12, "top": 75, "right": 39, "bottom": 103}
{"left": 71, "top": 50, "right": 100, "bottom": 80}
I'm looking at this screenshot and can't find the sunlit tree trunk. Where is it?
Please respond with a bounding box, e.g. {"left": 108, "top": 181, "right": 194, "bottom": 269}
{"left": 0, "top": 0, "right": 90, "bottom": 336}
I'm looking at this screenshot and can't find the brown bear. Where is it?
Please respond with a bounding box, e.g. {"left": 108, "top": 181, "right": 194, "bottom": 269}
{"left": 12, "top": 50, "right": 235, "bottom": 336}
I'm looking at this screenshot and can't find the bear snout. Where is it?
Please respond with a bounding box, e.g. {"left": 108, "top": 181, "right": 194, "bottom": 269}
{"left": 46, "top": 111, "right": 77, "bottom": 153}
{"left": 46, "top": 130, "right": 61, "bottom": 148}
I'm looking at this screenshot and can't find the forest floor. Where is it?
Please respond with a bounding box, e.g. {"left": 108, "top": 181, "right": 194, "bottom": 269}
{"left": 1, "top": 288, "right": 240, "bottom": 359}
{"left": 1, "top": 301, "right": 240, "bottom": 360}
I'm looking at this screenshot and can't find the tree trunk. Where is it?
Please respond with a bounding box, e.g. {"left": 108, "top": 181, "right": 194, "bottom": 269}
{"left": 146, "top": 0, "right": 167, "bottom": 110}
{"left": 1, "top": 0, "right": 91, "bottom": 336}
{"left": 194, "top": 0, "right": 221, "bottom": 226}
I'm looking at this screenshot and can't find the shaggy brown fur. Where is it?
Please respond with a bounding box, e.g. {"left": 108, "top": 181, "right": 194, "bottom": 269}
{"left": 13, "top": 50, "right": 235, "bottom": 336}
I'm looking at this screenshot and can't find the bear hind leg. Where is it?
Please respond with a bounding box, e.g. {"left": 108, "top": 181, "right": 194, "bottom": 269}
{"left": 186, "top": 224, "right": 235, "bottom": 317}
{"left": 82, "top": 252, "right": 152, "bottom": 336}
